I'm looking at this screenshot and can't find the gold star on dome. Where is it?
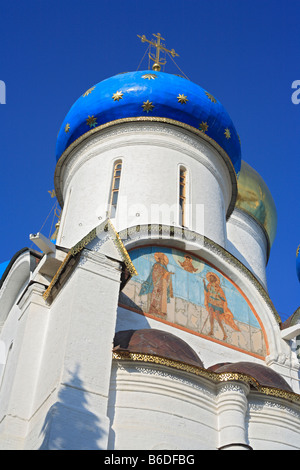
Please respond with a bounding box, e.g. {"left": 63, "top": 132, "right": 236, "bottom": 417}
{"left": 142, "top": 73, "right": 157, "bottom": 80}
{"left": 199, "top": 121, "right": 209, "bottom": 133}
{"left": 86, "top": 115, "right": 97, "bottom": 128}
{"left": 83, "top": 86, "right": 95, "bottom": 97}
{"left": 112, "top": 91, "right": 123, "bottom": 101}
{"left": 224, "top": 128, "right": 231, "bottom": 139}
{"left": 142, "top": 100, "right": 154, "bottom": 113}
{"left": 64, "top": 123, "right": 70, "bottom": 133}
{"left": 205, "top": 91, "right": 217, "bottom": 103}
{"left": 177, "top": 94, "right": 188, "bottom": 104}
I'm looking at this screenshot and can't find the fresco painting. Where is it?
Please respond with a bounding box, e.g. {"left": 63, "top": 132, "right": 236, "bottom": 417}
{"left": 120, "top": 246, "right": 267, "bottom": 358}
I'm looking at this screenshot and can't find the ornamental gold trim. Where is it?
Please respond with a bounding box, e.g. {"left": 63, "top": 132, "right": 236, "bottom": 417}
{"left": 82, "top": 86, "right": 95, "bottom": 97}
{"left": 112, "top": 351, "right": 300, "bottom": 404}
{"left": 43, "top": 219, "right": 137, "bottom": 302}
{"left": 70, "top": 227, "right": 98, "bottom": 256}
{"left": 105, "top": 219, "right": 138, "bottom": 276}
{"left": 205, "top": 91, "right": 217, "bottom": 103}
{"left": 43, "top": 251, "right": 73, "bottom": 301}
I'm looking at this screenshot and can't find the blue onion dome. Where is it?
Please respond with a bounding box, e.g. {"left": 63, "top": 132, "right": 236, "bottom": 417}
{"left": 236, "top": 161, "right": 277, "bottom": 249}
{"left": 56, "top": 71, "right": 241, "bottom": 174}
{"left": 296, "top": 245, "right": 300, "bottom": 283}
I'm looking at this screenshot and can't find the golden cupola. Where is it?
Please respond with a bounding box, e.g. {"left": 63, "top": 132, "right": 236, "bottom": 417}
{"left": 236, "top": 160, "right": 277, "bottom": 252}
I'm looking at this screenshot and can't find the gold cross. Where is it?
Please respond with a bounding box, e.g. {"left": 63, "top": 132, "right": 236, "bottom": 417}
{"left": 48, "top": 189, "right": 56, "bottom": 198}
{"left": 137, "top": 33, "right": 179, "bottom": 71}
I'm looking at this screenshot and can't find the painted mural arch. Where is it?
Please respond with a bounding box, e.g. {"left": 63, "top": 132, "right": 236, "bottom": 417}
{"left": 119, "top": 245, "right": 268, "bottom": 359}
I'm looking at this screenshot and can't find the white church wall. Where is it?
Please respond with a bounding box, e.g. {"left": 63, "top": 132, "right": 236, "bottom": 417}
{"left": 108, "top": 361, "right": 218, "bottom": 450}
{"left": 108, "top": 361, "right": 300, "bottom": 450}
{"left": 0, "top": 232, "right": 298, "bottom": 449}
{"left": 247, "top": 395, "right": 300, "bottom": 450}
{"left": 0, "top": 54, "right": 298, "bottom": 450}
{"left": 0, "top": 304, "right": 24, "bottom": 449}
{"left": 226, "top": 209, "right": 268, "bottom": 289}
{"left": 34, "top": 249, "right": 123, "bottom": 450}
{"left": 0, "top": 283, "right": 49, "bottom": 449}
{"left": 55, "top": 122, "right": 233, "bottom": 251}
{"left": 0, "top": 243, "right": 124, "bottom": 449}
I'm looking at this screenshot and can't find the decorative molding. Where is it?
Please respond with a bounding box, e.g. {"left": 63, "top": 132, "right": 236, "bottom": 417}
{"left": 217, "top": 382, "right": 250, "bottom": 396}
{"left": 116, "top": 363, "right": 215, "bottom": 397}
{"left": 249, "top": 396, "right": 300, "bottom": 418}
{"left": 112, "top": 351, "right": 300, "bottom": 404}
{"left": 43, "top": 219, "right": 137, "bottom": 302}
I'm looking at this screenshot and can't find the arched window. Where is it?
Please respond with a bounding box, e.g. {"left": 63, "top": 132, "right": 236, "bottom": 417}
{"left": 179, "top": 166, "right": 187, "bottom": 226}
{"left": 109, "top": 161, "right": 122, "bottom": 217}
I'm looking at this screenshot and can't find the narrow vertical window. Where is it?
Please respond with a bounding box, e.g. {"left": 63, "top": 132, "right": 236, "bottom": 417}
{"left": 179, "top": 167, "right": 187, "bottom": 226}
{"left": 109, "top": 161, "right": 122, "bottom": 217}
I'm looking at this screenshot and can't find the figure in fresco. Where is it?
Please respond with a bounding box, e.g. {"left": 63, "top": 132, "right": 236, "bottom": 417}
{"left": 139, "top": 252, "right": 174, "bottom": 316}
{"left": 121, "top": 247, "right": 266, "bottom": 358}
{"left": 203, "top": 272, "right": 240, "bottom": 340}
{"left": 178, "top": 254, "right": 198, "bottom": 273}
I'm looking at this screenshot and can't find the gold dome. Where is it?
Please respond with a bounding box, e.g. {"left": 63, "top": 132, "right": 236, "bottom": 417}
{"left": 236, "top": 161, "right": 277, "bottom": 247}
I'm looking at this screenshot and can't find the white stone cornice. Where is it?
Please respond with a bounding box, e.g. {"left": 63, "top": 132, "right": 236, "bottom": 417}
{"left": 78, "top": 249, "right": 122, "bottom": 282}
{"left": 18, "top": 283, "right": 47, "bottom": 319}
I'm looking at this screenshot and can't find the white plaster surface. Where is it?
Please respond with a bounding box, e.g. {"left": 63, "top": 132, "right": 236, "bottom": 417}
{"left": 0, "top": 121, "right": 298, "bottom": 450}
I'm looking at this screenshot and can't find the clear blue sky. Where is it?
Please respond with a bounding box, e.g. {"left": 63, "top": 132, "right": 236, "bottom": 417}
{"left": 0, "top": 0, "right": 299, "bottom": 320}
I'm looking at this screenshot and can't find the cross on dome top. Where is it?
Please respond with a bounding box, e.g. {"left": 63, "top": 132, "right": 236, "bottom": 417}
{"left": 137, "top": 33, "right": 179, "bottom": 71}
